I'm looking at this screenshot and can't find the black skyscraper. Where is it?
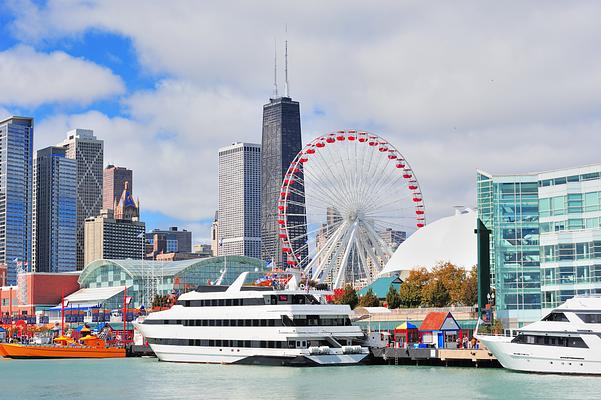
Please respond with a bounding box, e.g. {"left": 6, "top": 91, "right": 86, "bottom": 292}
{"left": 261, "top": 96, "right": 307, "bottom": 266}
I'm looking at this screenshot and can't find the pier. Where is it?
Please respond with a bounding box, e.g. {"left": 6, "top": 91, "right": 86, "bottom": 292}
{"left": 371, "top": 347, "right": 500, "bottom": 368}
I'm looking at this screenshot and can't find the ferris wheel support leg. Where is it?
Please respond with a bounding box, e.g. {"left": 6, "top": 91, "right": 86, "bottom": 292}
{"left": 302, "top": 221, "right": 346, "bottom": 276}
{"left": 334, "top": 223, "right": 358, "bottom": 288}
{"left": 356, "top": 224, "right": 387, "bottom": 277}
{"left": 354, "top": 234, "right": 375, "bottom": 282}
{"left": 307, "top": 222, "right": 348, "bottom": 281}
{"left": 320, "top": 223, "right": 355, "bottom": 287}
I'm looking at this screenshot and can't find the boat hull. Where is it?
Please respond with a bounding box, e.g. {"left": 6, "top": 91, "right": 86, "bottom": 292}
{"left": 149, "top": 344, "right": 368, "bottom": 366}
{"left": 479, "top": 335, "right": 601, "bottom": 375}
{"left": 0, "top": 343, "right": 126, "bottom": 359}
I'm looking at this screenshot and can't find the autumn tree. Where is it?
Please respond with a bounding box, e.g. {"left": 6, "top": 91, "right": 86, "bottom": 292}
{"left": 358, "top": 288, "right": 380, "bottom": 307}
{"left": 430, "top": 262, "right": 466, "bottom": 305}
{"left": 460, "top": 266, "right": 478, "bottom": 306}
{"left": 335, "top": 284, "right": 359, "bottom": 309}
{"left": 385, "top": 285, "right": 402, "bottom": 309}
{"left": 421, "top": 279, "right": 450, "bottom": 307}
{"left": 399, "top": 268, "right": 430, "bottom": 307}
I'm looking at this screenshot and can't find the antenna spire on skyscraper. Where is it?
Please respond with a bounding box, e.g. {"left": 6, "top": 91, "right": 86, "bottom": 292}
{"left": 284, "top": 24, "right": 289, "bottom": 97}
{"left": 273, "top": 38, "right": 278, "bottom": 98}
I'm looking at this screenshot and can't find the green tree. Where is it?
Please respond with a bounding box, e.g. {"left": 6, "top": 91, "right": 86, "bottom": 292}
{"left": 421, "top": 279, "right": 450, "bottom": 307}
{"left": 385, "top": 285, "right": 401, "bottom": 309}
{"left": 399, "top": 268, "right": 430, "bottom": 307}
{"left": 358, "top": 288, "right": 380, "bottom": 307}
{"left": 336, "top": 284, "right": 358, "bottom": 309}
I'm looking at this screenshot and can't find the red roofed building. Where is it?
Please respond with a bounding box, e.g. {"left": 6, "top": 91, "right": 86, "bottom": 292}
{"left": 419, "top": 311, "right": 461, "bottom": 349}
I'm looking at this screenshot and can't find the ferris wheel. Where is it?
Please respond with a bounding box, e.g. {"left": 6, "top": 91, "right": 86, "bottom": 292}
{"left": 278, "top": 130, "right": 426, "bottom": 288}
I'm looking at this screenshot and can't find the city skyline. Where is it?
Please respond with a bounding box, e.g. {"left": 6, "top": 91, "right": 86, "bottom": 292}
{"left": 2, "top": 3, "right": 601, "bottom": 243}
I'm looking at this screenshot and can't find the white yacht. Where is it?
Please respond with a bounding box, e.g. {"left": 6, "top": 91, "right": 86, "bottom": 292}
{"left": 134, "top": 272, "right": 369, "bottom": 366}
{"left": 477, "top": 296, "right": 601, "bottom": 374}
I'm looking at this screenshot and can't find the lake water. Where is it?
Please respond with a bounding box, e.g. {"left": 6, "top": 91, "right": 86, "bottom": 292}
{"left": 1, "top": 358, "right": 600, "bottom": 399}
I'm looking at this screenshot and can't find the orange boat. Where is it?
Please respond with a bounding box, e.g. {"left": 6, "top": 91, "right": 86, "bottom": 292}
{"left": 0, "top": 334, "right": 126, "bottom": 359}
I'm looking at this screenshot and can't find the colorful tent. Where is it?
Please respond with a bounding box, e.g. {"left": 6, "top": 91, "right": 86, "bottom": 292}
{"left": 393, "top": 321, "right": 419, "bottom": 345}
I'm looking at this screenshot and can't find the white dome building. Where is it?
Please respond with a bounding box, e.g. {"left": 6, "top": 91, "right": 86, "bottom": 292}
{"left": 380, "top": 208, "right": 477, "bottom": 275}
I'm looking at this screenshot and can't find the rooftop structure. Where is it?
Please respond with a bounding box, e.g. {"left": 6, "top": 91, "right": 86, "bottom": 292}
{"left": 380, "top": 208, "right": 477, "bottom": 276}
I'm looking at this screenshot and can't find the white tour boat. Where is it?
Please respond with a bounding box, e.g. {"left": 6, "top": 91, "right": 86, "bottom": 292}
{"left": 477, "top": 296, "right": 601, "bottom": 374}
{"left": 134, "top": 272, "right": 369, "bottom": 366}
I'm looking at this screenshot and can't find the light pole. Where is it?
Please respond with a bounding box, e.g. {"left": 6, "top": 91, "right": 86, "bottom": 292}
{"left": 486, "top": 291, "right": 496, "bottom": 329}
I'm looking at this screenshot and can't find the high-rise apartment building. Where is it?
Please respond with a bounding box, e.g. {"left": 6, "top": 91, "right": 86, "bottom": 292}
{"left": 32, "top": 146, "right": 77, "bottom": 273}
{"left": 478, "top": 164, "right": 601, "bottom": 329}
{"left": 58, "top": 129, "right": 103, "bottom": 269}
{"left": 103, "top": 165, "right": 132, "bottom": 211}
{"left": 218, "top": 142, "right": 261, "bottom": 258}
{"left": 260, "top": 97, "right": 306, "bottom": 266}
{"left": 0, "top": 116, "right": 33, "bottom": 284}
{"left": 84, "top": 209, "right": 145, "bottom": 265}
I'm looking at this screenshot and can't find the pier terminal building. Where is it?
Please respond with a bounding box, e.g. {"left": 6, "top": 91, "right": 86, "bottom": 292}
{"left": 68, "top": 256, "right": 267, "bottom": 311}
{"left": 478, "top": 164, "right": 601, "bottom": 329}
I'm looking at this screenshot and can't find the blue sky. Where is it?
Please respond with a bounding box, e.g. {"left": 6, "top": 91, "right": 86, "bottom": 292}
{"left": 2, "top": 1, "right": 601, "bottom": 243}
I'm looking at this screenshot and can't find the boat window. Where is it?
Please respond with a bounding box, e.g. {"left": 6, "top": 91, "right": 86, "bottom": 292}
{"left": 511, "top": 334, "right": 588, "bottom": 348}
{"left": 225, "top": 299, "right": 232, "bottom": 306}
{"left": 288, "top": 341, "right": 296, "bottom": 349}
{"left": 576, "top": 313, "right": 601, "bottom": 324}
{"left": 216, "top": 320, "right": 222, "bottom": 327}
{"left": 542, "top": 312, "right": 569, "bottom": 322}
{"left": 209, "top": 320, "right": 215, "bottom": 327}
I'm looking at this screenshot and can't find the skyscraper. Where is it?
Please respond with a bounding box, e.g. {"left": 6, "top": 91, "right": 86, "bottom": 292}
{"left": 0, "top": 116, "right": 33, "bottom": 284}
{"left": 103, "top": 165, "right": 133, "bottom": 211}
{"left": 32, "top": 146, "right": 77, "bottom": 273}
{"left": 58, "top": 129, "right": 104, "bottom": 270}
{"left": 260, "top": 97, "right": 306, "bottom": 267}
{"left": 218, "top": 142, "right": 261, "bottom": 258}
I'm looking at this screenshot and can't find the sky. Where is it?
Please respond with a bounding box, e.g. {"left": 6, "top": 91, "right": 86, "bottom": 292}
{"left": 1, "top": 1, "right": 601, "bottom": 244}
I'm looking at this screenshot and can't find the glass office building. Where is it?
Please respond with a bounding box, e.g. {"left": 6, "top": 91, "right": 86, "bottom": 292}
{"left": 477, "top": 164, "right": 601, "bottom": 328}
{"left": 32, "top": 146, "right": 77, "bottom": 273}
{"left": 0, "top": 116, "right": 34, "bottom": 284}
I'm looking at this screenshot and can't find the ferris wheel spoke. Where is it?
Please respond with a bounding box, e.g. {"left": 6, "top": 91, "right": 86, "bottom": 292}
{"left": 302, "top": 165, "right": 354, "bottom": 212}
{"left": 309, "top": 147, "right": 355, "bottom": 212}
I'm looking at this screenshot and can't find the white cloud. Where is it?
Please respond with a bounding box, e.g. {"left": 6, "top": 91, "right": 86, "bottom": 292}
{"left": 9, "top": 1, "right": 601, "bottom": 228}
{"left": 35, "top": 81, "right": 261, "bottom": 222}
{"left": 0, "top": 45, "right": 124, "bottom": 107}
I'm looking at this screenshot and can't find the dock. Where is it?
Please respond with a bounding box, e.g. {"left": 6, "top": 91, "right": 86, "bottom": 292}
{"left": 371, "top": 347, "right": 500, "bottom": 368}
